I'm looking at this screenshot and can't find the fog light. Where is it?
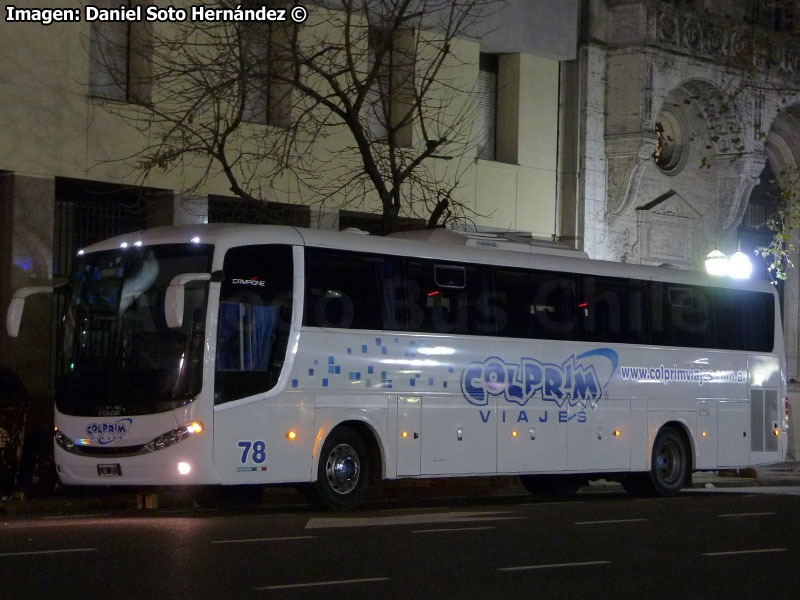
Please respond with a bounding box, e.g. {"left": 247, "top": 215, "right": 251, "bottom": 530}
{"left": 177, "top": 462, "right": 192, "bottom": 475}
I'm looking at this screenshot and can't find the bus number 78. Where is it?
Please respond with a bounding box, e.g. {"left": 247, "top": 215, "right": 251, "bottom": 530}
{"left": 238, "top": 440, "right": 267, "bottom": 464}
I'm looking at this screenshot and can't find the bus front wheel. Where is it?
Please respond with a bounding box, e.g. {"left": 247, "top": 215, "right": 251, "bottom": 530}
{"left": 315, "top": 426, "right": 370, "bottom": 510}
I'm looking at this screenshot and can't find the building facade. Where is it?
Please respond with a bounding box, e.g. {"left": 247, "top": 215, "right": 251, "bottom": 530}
{"left": 563, "top": 0, "right": 800, "bottom": 457}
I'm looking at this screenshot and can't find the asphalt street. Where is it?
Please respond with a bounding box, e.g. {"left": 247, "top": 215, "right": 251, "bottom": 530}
{"left": 2, "top": 472, "right": 800, "bottom": 600}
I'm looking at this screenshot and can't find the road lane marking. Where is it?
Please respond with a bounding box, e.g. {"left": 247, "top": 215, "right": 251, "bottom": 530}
{"left": 518, "top": 501, "right": 584, "bottom": 507}
{"left": 256, "top": 577, "right": 390, "bottom": 590}
{"left": 0, "top": 548, "right": 98, "bottom": 558}
{"left": 40, "top": 514, "right": 108, "bottom": 520}
{"left": 211, "top": 512, "right": 299, "bottom": 520}
{"left": 379, "top": 506, "right": 449, "bottom": 512}
{"left": 718, "top": 512, "right": 776, "bottom": 518}
{"left": 413, "top": 526, "right": 496, "bottom": 533}
{"left": 212, "top": 536, "right": 316, "bottom": 544}
{"left": 499, "top": 561, "right": 611, "bottom": 572}
{"left": 574, "top": 518, "right": 648, "bottom": 525}
{"left": 703, "top": 548, "right": 787, "bottom": 557}
{"left": 305, "top": 510, "right": 520, "bottom": 529}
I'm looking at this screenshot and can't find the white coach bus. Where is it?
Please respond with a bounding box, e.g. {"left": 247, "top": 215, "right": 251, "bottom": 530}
{"left": 6, "top": 224, "right": 790, "bottom": 509}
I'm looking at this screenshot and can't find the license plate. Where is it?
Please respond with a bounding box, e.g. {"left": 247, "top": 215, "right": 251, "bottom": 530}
{"left": 97, "top": 464, "right": 121, "bottom": 477}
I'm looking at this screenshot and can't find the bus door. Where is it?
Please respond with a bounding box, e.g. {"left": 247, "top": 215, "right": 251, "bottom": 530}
{"left": 396, "top": 395, "right": 421, "bottom": 476}
{"left": 748, "top": 355, "right": 782, "bottom": 464}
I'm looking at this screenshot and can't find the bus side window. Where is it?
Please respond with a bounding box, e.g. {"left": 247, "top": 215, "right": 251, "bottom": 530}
{"left": 215, "top": 245, "right": 294, "bottom": 405}
{"left": 494, "top": 268, "right": 576, "bottom": 341}
{"left": 577, "top": 275, "right": 646, "bottom": 344}
{"left": 650, "top": 283, "right": 713, "bottom": 348}
{"left": 304, "top": 248, "right": 406, "bottom": 330}
{"left": 714, "top": 288, "right": 774, "bottom": 352}
{"left": 405, "top": 260, "right": 494, "bottom": 335}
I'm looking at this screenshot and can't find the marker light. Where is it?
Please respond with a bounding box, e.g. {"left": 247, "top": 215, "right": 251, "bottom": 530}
{"left": 177, "top": 462, "right": 192, "bottom": 475}
{"left": 286, "top": 431, "right": 297, "bottom": 440}
{"left": 402, "top": 431, "right": 409, "bottom": 438}
{"left": 186, "top": 422, "right": 204, "bottom": 434}
{"left": 785, "top": 397, "right": 790, "bottom": 427}
{"left": 702, "top": 431, "right": 708, "bottom": 437}
{"left": 512, "top": 431, "right": 518, "bottom": 437}
{"left": 614, "top": 430, "right": 621, "bottom": 437}
{"left": 191, "top": 236, "right": 201, "bottom": 243}
{"left": 773, "top": 428, "right": 780, "bottom": 437}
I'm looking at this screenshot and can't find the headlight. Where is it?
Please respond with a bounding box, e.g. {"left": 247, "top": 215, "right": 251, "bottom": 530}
{"left": 54, "top": 429, "right": 75, "bottom": 452}
{"left": 145, "top": 422, "right": 204, "bottom": 452}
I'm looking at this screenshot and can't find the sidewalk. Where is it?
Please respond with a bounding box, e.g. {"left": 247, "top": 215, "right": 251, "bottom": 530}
{"left": 695, "top": 460, "right": 800, "bottom": 488}
{"left": 3, "top": 463, "right": 800, "bottom": 517}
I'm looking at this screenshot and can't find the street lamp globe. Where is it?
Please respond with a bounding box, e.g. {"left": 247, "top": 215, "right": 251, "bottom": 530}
{"left": 705, "top": 249, "right": 729, "bottom": 276}
{"left": 728, "top": 249, "right": 753, "bottom": 279}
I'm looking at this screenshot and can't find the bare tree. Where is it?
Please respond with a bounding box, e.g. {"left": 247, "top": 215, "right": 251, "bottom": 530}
{"left": 101, "top": 0, "right": 503, "bottom": 233}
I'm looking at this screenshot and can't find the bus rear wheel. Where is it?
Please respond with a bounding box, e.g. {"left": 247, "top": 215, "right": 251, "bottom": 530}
{"left": 648, "top": 427, "right": 689, "bottom": 496}
{"left": 315, "top": 427, "right": 370, "bottom": 510}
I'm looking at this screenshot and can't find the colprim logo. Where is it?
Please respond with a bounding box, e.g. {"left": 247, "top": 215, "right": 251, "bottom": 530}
{"left": 86, "top": 418, "right": 133, "bottom": 444}
{"left": 232, "top": 276, "right": 266, "bottom": 287}
{"left": 460, "top": 348, "right": 619, "bottom": 410}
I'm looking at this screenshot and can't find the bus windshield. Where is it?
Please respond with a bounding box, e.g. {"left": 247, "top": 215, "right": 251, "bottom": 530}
{"left": 56, "top": 243, "right": 213, "bottom": 417}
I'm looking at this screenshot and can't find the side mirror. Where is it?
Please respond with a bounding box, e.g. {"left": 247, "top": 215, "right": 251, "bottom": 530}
{"left": 165, "top": 273, "right": 211, "bottom": 329}
{"left": 6, "top": 286, "right": 54, "bottom": 337}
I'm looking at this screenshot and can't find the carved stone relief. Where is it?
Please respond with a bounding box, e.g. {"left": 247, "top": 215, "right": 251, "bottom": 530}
{"left": 635, "top": 190, "right": 702, "bottom": 267}
{"left": 606, "top": 135, "right": 657, "bottom": 216}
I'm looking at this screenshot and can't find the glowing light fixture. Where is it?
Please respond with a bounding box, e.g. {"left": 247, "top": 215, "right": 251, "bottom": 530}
{"left": 177, "top": 462, "right": 192, "bottom": 475}
{"left": 704, "top": 249, "right": 729, "bottom": 276}
{"left": 511, "top": 431, "right": 519, "bottom": 437}
{"left": 728, "top": 245, "right": 753, "bottom": 279}
{"left": 286, "top": 431, "right": 297, "bottom": 440}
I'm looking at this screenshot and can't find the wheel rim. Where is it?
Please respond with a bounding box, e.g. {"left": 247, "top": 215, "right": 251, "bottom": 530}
{"left": 655, "top": 439, "right": 682, "bottom": 485}
{"left": 325, "top": 443, "right": 361, "bottom": 495}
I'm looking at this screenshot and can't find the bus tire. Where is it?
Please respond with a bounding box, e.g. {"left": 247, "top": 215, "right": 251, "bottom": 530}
{"left": 648, "top": 427, "right": 689, "bottom": 496}
{"left": 315, "top": 426, "right": 369, "bottom": 510}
